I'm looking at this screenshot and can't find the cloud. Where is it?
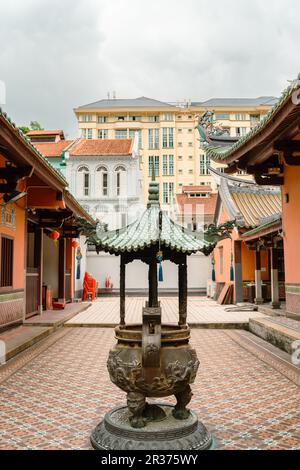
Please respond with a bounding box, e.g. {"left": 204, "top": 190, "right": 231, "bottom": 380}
{"left": 0, "top": 0, "right": 300, "bottom": 136}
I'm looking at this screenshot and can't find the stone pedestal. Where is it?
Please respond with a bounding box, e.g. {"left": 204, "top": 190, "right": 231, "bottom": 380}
{"left": 91, "top": 404, "right": 213, "bottom": 451}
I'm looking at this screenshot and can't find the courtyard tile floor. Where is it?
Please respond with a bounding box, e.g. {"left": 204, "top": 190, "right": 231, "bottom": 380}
{"left": 0, "top": 326, "right": 299, "bottom": 450}
{"left": 66, "top": 297, "right": 266, "bottom": 327}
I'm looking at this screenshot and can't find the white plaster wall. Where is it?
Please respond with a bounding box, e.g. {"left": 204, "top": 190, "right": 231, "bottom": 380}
{"left": 65, "top": 152, "right": 143, "bottom": 230}
{"left": 43, "top": 234, "right": 59, "bottom": 298}
{"left": 86, "top": 252, "right": 210, "bottom": 290}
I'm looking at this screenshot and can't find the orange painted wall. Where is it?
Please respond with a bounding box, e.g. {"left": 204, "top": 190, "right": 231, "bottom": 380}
{"left": 241, "top": 245, "right": 269, "bottom": 282}
{"left": 213, "top": 204, "right": 270, "bottom": 286}
{"left": 282, "top": 163, "right": 300, "bottom": 283}
{"left": 0, "top": 204, "right": 26, "bottom": 289}
{"left": 214, "top": 238, "right": 232, "bottom": 284}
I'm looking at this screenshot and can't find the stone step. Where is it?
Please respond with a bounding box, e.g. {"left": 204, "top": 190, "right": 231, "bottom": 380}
{"left": 0, "top": 325, "right": 54, "bottom": 362}
{"left": 249, "top": 317, "right": 300, "bottom": 354}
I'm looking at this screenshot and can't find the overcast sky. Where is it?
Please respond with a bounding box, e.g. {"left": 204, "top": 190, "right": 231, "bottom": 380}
{"left": 0, "top": 0, "right": 299, "bottom": 137}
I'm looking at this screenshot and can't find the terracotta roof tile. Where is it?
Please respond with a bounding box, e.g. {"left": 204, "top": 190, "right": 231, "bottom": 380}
{"left": 33, "top": 140, "right": 75, "bottom": 158}
{"left": 176, "top": 192, "right": 218, "bottom": 216}
{"left": 70, "top": 139, "right": 133, "bottom": 156}
{"left": 27, "top": 129, "right": 64, "bottom": 137}
{"left": 182, "top": 185, "right": 212, "bottom": 192}
{"left": 230, "top": 187, "right": 282, "bottom": 227}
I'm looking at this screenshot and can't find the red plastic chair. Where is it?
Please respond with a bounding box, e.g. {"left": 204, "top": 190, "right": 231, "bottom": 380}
{"left": 82, "top": 272, "right": 97, "bottom": 301}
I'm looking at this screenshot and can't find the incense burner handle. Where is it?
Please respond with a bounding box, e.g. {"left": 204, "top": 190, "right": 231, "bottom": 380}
{"left": 142, "top": 305, "right": 162, "bottom": 368}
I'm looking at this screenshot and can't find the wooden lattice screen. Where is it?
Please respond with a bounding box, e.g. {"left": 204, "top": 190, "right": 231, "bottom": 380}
{"left": 0, "top": 237, "right": 13, "bottom": 288}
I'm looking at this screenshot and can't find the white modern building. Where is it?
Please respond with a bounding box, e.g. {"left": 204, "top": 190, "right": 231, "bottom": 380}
{"left": 64, "top": 135, "right": 143, "bottom": 228}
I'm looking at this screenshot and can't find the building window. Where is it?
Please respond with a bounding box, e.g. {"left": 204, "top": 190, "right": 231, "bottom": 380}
{"left": 0, "top": 236, "right": 13, "bottom": 288}
{"left": 162, "top": 128, "right": 174, "bottom": 148}
{"left": 189, "top": 169, "right": 193, "bottom": 174}
{"left": 162, "top": 113, "right": 174, "bottom": 121}
{"left": 235, "top": 114, "right": 248, "bottom": 121}
{"left": 188, "top": 142, "right": 193, "bottom": 147}
{"left": 178, "top": 142, "right": 183, "bottom": 147}
{"left": 149, "top": 115, "right": 159, "bottom": 122}
{"left": 178, "top": 155, "right": 183, "bottom": 160}
{"left": 215, "top": 113, "right": 230, "bottom": 120}
{"left": 78, "top": 166, "right": 90, "bottom": 197}
{"left": 188, "top": 129, "right": 193, "bottom": 133}
{"left": 163, "top": 182, "right": 174, "bottom": 204}
{"left": 200, "top": 154, "right": 210, "bottom": 175}
{"left": 82, "top": 128, "right": 93, "bottom": 139}
{"left": 148, "top": 129, "right": 159, "bottom": 149}
{"left": 97, "top": 166, "right": 108, "bottom": 196}
{"left": 129, "top": 129, "right": 142, "bottom": 149}
{"left": 149, "top": 156, "right": 159, "bottom": 177}
{"left": 81, "top": 114, "right": 93, "bottom": 122}
{"left": 129, "top": 116, "right": 142, "bottom": 121}
{"left": 115, "top": 129, "right": 128, "bottom": 139}
{"left": 236, "top": 127, "right": 248, "bottom": 137}
{"left": 162, "top": 155, "right": 174, "bottom": 176}
{"left": 98, "top": 116, "right": 107, "bottom": 123}
{"left": 178, "top": 169, "right": 183, "bottom": 174}
{"left": 115, "top": 166, "right": 127, "bottom": 197}
{"left": 98, "top": 129, "right": 108, "bottom": 139}
{"left": 178, "top": 129, "right": 182, "bottom": 133}
{"left": 189, "top": 156, "right": 193, "bottom": 160}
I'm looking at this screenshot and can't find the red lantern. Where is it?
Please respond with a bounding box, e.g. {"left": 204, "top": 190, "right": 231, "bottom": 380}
{"left": 72, "top": 240, "right": 79, "bottom": 249}
{"left": 49, "top": 231, "right": 60, "bottom": 247}
{"left": 49, "top": 231, "right": 60, "bottom": 241}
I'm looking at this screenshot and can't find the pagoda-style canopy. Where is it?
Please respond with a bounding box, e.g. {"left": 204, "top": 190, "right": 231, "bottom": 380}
{"left": 86, "top": 173, "right": 230, "bottom": 326}
{"left": 93, "top": 201, "right": 214, "bottom": 256}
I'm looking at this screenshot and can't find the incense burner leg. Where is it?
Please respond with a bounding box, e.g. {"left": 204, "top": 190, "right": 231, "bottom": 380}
{"left": 172, "top": 385, "right": 193, "bottom": 420}
{"left": 127, "top": 391, "right": 147, "bottom": 429}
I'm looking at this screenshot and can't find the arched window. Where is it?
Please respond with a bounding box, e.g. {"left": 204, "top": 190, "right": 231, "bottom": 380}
{"left": 115, "top": 166, "right": 127, "bottom": 197}
{"left": 77, "top": 166, "right": 90, "bottom": 197}
{"left": 97, "top": 166, "right": 108, "bottom": 196}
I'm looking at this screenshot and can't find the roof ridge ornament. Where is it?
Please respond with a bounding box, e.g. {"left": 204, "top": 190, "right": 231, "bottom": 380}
{"left": 147, "top": 160, "right": 160, "bottom": 208}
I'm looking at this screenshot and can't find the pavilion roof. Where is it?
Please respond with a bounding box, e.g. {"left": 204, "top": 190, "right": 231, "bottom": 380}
{"left": 90, "top": 171, "right": 222, "bottom": 255}
{"left": 92, "top": 204, "right": 216, "bottom": 255}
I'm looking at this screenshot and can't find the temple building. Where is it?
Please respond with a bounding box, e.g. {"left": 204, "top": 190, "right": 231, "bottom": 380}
{"left": 0, "top": 108, "right": 94, "bottom": 329}
{"left": 209, "top": 171, "right": 283, "bottom": 306}
{"left": 206, "top": 75, "right": 300, "bottom": 319}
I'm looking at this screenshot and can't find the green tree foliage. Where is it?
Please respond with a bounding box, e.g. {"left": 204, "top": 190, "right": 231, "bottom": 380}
{"left": 18, "top": 121, "right": 44, "bottom": 134}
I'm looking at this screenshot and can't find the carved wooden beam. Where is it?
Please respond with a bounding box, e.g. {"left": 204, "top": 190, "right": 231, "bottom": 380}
{"left": 254, "top": 175, "right": 284, "bottom": 186}
{"left": 274, "top": 141, "right": 300, "bottom": 152}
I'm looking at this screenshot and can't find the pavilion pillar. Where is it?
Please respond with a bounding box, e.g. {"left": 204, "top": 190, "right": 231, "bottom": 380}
{"left": 58, "top": 238, "right": 66, "bottom": 301}
{"left": 120, "top": 255, "right": 126, "bottom": 325}
{"left": 148, "top": 257, "right": 158, "bottom": 308}
{"left": 34, "top": 227, "right": 44, "bottom": 315}
{"left": 254, "top": 247, "right": 263, "bottom": 305}
{"left": 270, "top": 245, "right": 281, "bottom": 309}
{"left": 178, "top": 257, "right": 188, "bottom": 326}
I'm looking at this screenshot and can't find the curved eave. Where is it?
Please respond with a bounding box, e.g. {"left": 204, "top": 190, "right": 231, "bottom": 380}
{"left": 205, "top": 78, "right": 300, "bottom": 164}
